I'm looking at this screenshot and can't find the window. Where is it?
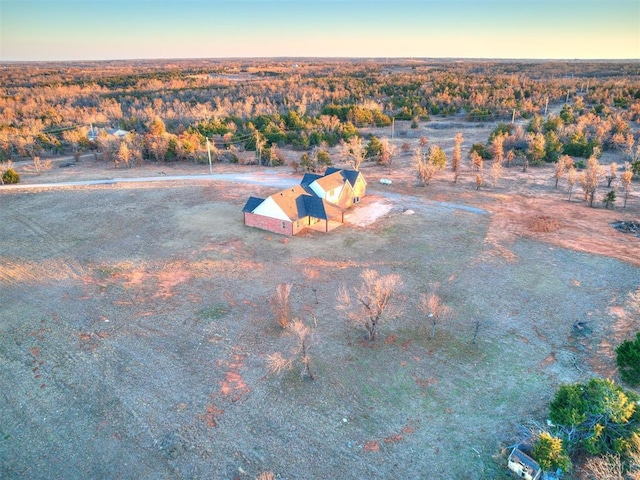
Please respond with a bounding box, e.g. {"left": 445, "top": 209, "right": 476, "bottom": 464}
{"left": 282, "top": 221, "right": 286, "bottom": 229}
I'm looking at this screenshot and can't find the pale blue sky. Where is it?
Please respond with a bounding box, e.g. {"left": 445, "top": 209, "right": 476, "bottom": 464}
{"left": 1, "top": 0, "right": 638, "bottom": 61}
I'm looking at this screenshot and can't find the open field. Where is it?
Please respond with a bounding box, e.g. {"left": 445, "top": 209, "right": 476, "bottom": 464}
{"left": 1, "top": 138, "right": 639, "bottom": 479}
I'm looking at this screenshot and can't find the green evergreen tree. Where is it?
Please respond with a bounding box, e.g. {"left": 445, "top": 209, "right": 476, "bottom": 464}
{"left": 617, "top": 332, "right": 640, "bottom": 386}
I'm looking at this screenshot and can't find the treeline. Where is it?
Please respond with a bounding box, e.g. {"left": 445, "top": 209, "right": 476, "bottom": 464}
{"left": 0, "top": 59, "right": 638, "bottom": 162}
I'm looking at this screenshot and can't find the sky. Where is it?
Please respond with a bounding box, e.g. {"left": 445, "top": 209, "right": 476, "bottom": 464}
{"left": 1, "top": 0, "right": 639, "bottom": 61}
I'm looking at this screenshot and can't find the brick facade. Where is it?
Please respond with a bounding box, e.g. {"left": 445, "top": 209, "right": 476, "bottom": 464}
{"left": 244, "top": 212, "right": 293, "bottom": 236}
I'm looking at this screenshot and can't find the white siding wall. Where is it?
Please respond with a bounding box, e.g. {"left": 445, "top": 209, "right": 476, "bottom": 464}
{"left": 309, "top": 182, "right": 326, "bottom": 199}
{"left": 252, "top": 197, "right": 290, "bottom": 221}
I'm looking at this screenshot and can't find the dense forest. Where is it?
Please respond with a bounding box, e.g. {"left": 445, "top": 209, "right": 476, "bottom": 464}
{"left": 0, "top": 59, "right": 639, "bottom": 170}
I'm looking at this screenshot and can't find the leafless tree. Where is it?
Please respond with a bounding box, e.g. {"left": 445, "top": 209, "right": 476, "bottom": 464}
{"left": 254, "top": 131, "right": 266, "bottom": 164}
{"left": 605, "top": 162, "right": 618, "bottom": 187}
{"left": 338, "top": 269, "right": 403, "bottom": 341}
{"left": 266, "top": 319, "right": 315, "bottom": 379}
{"left": 116, "top": 141, "right": 132, "bottom": 168}
{"left": 471, "top": 319, "right": 484, "bottom": 344}
{"left": 270, "top": 283, "right": 292, "bottom": 329}
{"left": 340, "top": 136, "right": 366, "bottom": 171}
{"left": 567, "top": 166, "right": 578, "bottom": 201}
{"left": 491, "top": 133, "right": 505, "bottom": 164}
{"left": 379, "top": 137, "right": 396, "bottom": 172}
{"left": 620, "top": 163, "right": 634, "bottom": 208}
{"left": 491, "top": 158, "right": 503, "bottom": 188}
{"left": 470, "top": 150, "right": 483, "bottom": 172}
{"left": 32, "top": 156, "right": 52, "bottom": 175}
{"left": 580, "top": 154, "right": 604, "bottom": 207}
{"left": 452, "top": 132, "right": 463, "bottom": 184}
{"left": 256, "top": 472, "right": 275, "bottom": 480}
{"left": 419, "top": 292, "right": 452, "bottom": 339}
{"left": 554, "top": 154, "right": 573, "bottom": 188}
{"left": 505, "top": 149, "right": 515, "bottom": 167}
{"left": 579, "top": 454, "right": 623, "bottom": 480}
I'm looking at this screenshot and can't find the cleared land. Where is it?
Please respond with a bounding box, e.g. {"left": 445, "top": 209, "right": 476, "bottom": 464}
{"left": 1, "top": 124, "right": 640, "bottom": 479}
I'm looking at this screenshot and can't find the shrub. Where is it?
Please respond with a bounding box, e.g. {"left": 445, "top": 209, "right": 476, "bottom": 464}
{"left": 616, "top": 332, "right": 640, "bottom": 386}
{"left": 548, "top": 378, "right": 639, "bottom": 456}
{"left": 532, "top": 432, "right": 572, "bottom": 473}
{"left": 2, "top": 168, "right": 20, "bottom": 184}
{"left": 470, "top": 143, "right": 491, "bottom": 160}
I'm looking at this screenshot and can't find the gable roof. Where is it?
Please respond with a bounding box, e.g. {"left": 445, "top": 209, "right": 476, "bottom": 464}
{"left": 311, "top": 170, "right": 346, "bottom": 192}
{"left": 300, "top": 173, "right": 323, "bottom": 187}
{"left": 242, "top": 196, "right": 264, "bottom": 213}
{"left": 270, "top": 185, "right": 309, "bottom": 221}
{"left": 325, "top": 167, "right": 366, "bottom": 188}
{"left": 302, "top": 196, "right": 343, "bottom": 220}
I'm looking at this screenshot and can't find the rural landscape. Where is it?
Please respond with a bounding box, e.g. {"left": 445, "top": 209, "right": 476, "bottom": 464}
{"left": 1, "top": 58, "right": 640, "bottom": 479}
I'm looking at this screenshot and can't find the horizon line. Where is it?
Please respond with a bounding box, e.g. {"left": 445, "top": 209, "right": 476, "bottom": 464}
{"left": 2, "top": 56, "right": 640, "bottom": 65}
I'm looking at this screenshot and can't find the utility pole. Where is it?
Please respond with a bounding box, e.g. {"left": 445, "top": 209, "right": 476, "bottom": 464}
{"left": 511, "top": 108, "right": 516, "bottom": 124}
{"left": 391, "top": 117, "right": 395, "bottom": 139}
{"left": 565, "top": 90, "right": 570, "bottom": 104}
{"left": 206, "top": 138, "right": 213, "bottom": 174}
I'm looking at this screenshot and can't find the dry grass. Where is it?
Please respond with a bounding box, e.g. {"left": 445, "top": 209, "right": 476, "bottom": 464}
{"left": 1, "top": 139, "right": 639, "bottom": 479}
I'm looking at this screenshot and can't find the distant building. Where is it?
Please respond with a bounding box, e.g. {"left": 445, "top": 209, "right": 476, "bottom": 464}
{"left": 242, "top": 168, "right": 367, "bottom": 236}
{"left": 88, "top": 125, "right": 129, "bottom": 143}
{"left": 507, "top": 447, "right": 542, "bottom": 480}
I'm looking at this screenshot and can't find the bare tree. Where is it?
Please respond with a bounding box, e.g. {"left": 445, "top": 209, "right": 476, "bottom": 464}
{"left": 470, "top": 150, "right": 483, "bottom": 172}
{"left": 419, "top": 292, "right": 452, "bottom": 339}
{"left": 116, "top": 141, "right": 131, "bottom": 168}
{"left": 491, "top": 133, "right": 505, "bottom": 164}
{"left": 491, "top": 158, "right": 503, "bottom": 187}
{"left": 254, "top": 131, "right": 266, "bottom": 165}
{"left": 266, "top": 319, "right": 315, "bottom": 379}
{"left": 506, "top": 149, "right": 515, "bottom": 167}
{"left": 32, "top": 156, "right": 52, "bottom": 175}
{"left": 270, "top": 283, "right": 292, "bottom": 329}
{"left": 620, "top": 163, "right": 634, "bottom": 208}
{"left": 579, "top": 454, "right": 623, "bottom": 480}
{"left": 379, "top": 137, "right": 396, "bottom": 172}
{"left": 554, "top": 154, "right": 573, "bottom": 188}
{"left": 340, "top": 136, "right": 366, "bottom": 171}
{"left": 567, "top": 166, "right": 578, "bottom": 201}
{"left": 338, "top": 269, "right": 403, "bottom": 341}
{"left": 471, "top": 319, "right": 484, "bottom": 344}
{"left": 580, "top": 155, "right": 604, "bottom": 207}
{"left": 452, "top": 132, "right": 463, "bottom": 184}
{"left": 413, "top": 149, "right": 437, "bottom": 186}
{"left": 256, "top": 472, "right": 275, "bottom": 480}
{"left": 414, "top": 146, "right": 447, "bottom": 186}
{"left": 605, "top": 162, "right": 617, "bottom": 188}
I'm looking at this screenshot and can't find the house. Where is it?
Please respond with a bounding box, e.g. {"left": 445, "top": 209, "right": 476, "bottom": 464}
{"left": 507, "top": 447, "right": 542, "bottom": 480}
{"left": 88, "top": 125, "right": 129, "bottom": 143}
{"left": 242, "top": 169, "right": 367, "bottom": 236}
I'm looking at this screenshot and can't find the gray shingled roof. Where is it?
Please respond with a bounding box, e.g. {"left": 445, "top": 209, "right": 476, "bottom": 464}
{"left": 300, "top": 173, "right": 323, "bottom": 187}
{"left": 242, "top": 196, "right": 264, "bottom": 213}
{"left": 325, "top": 167, "right": 362, "bottom": 187}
